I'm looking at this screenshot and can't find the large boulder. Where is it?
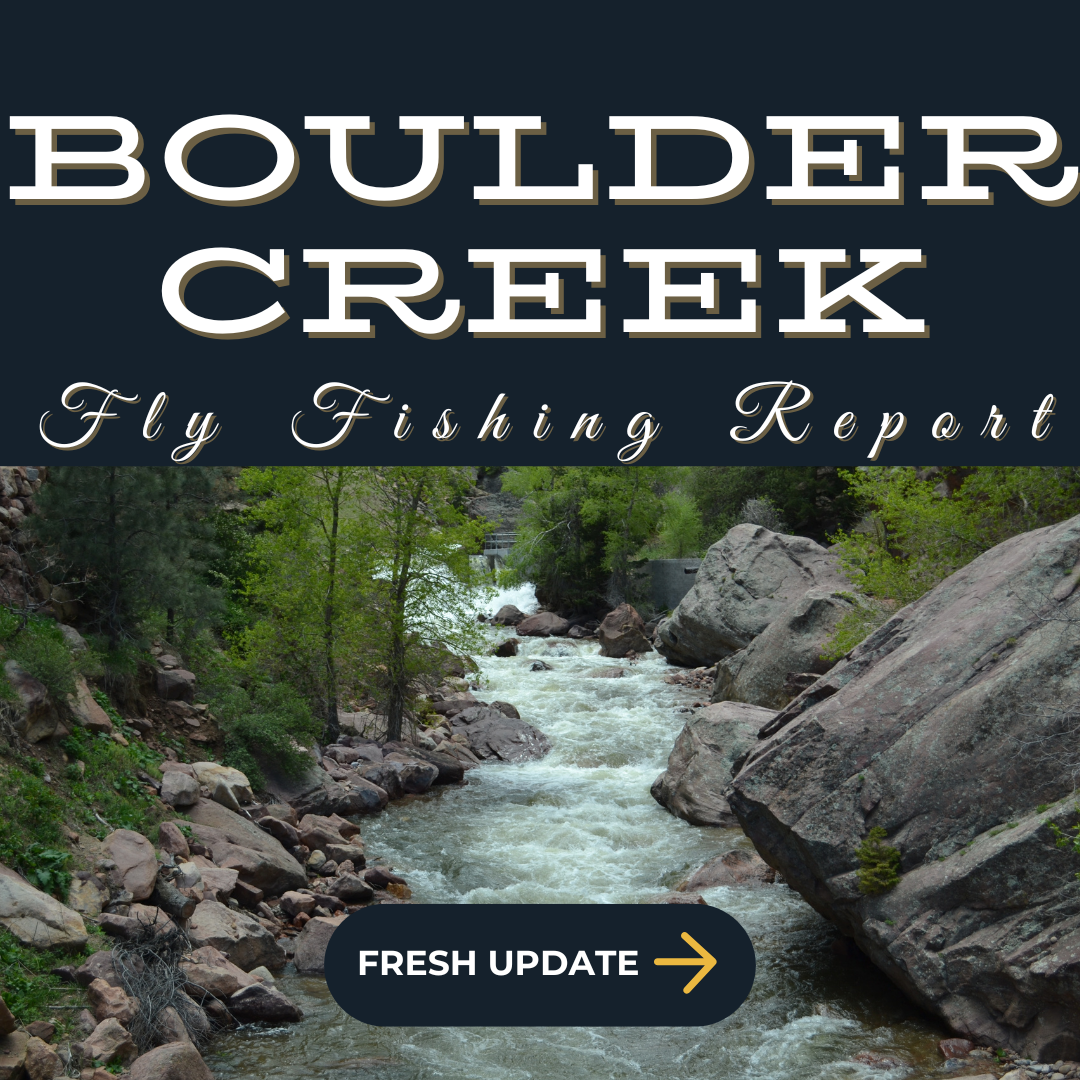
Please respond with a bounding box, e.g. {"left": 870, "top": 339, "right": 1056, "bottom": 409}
{"left": 181, "top": 945, "right": 260, "bottom": 999}
{"left": 729, "top": 513, "right": 1080, "bottom": 1060}
{"left": 656, "top": 524, "right": 851, "bottom": 668}
{"left": 101, "top": 830, "right": 159, "bottom": 901}
{"left": 3, "top": 662, "right": 58, "bottom": 743}
{"left": 187, "top": 900, "right": 286, "bottom": 971}
{"left": 677, "top": 848, "right": 777, "bottom": 890}
{"left": 597, "top": 604, "right": 653, "bottom": 658}
{"left": 190, "top": 763, "right": 252, "bottom": 806}
{"left": 711, "top": 587, "right": 855, "bottom": 709}
{"left": 651, "top": 702, "right": 777, "bottom": 827}
{"left": 155, "top": 669, "right": 196, "bottom": 703}
{"left": 262, "top": 761, "right": 369, "bottom": 819}
{"left": 0, "top": 864, "right": 88, "bottom": 950}
{"left": 491, "top": 604, "right": 526, "bottom": 626}
{"left": 449, "top": 705, "right": 552, "bottom": 763}
{"left": 381, "top": 742, "right": 465, "bottom": 785}
{"left": 129, "top": 1042, "right": 213, "bottom": 1080}
{"left": 160, "top": 772, "right": 200, "bottom": 808}
{"left": 185, "top": 799, "right": 306, "bottom": 895}
{"left": 516, "top": 611, "right": 570, "bottom": 637}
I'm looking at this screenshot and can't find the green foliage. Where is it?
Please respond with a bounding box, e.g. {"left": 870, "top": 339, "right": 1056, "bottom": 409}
{"left": 211, "top": 681, "right": 322, "bottom": 789}
{"left": 240, "top": 466, "right": 488, "bottom": 743}
{"left": 823, "top": 466, "right": 1080, "bottom": 658}
{"left": 30, "top": 466, "right": 223, "bottom": 650}
{"left": 0, "top": 926, "right": 92, "bottom": 1026}
{"left": 642, "top": 489, "right": 705, "bottom": 559}
{"left": 20, "top": 843, "right": 72, "bottom": 899}
{"left": 855, "top": 826, "right": 902, "bottom": 895}
{"left": 0, "top": 608, "right": 77, "bottom": 699}
{"left": 502, "top": 466, "right": 670, "bottom": 612}
{"left": 0, "top": 765, "right": 69, "bottom": 891}
{"left": 686, "top": 466, "right": 858, "bottom": 546}
{"left": 1048, "top": 805, "right": 1080, "bottom": 880}
{"left": 61, "top": 724, "right": 165, "bottom": 838}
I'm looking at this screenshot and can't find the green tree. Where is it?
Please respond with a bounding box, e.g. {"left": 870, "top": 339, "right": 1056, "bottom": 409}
{"left": 29, "top": 467, "right": 221, "bottom": 650}
{"left": 502, "top": 466, "right": 670, "bottom": 613}
{"left": 239, "top": 466, "right": 370, "bottom": 743}
{"left": 359, "top": 466, "right": 488, "bottom": 743}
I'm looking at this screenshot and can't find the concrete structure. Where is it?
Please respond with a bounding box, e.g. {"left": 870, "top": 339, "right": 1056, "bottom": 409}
{"left": 483, "top": 531, "right": 516, "bottom": 571}
{"left": 648, "top": 558, "right": 702, "bottom": 612}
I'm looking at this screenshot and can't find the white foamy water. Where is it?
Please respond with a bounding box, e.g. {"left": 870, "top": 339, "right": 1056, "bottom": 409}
{"left": 212, "top": 589, "right": 947, "bottom": 1079}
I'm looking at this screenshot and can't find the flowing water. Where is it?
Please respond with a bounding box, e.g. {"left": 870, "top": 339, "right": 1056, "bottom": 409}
{"left": 212, "top": 587, "right": 949, "bottom": 1080}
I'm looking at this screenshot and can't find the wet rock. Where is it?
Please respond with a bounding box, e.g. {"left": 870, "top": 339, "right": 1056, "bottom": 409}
{"left": 74, "top": 1019, "right": 137, "bottom": 1067}
{"left": 160, "top": 772, "right": 200, "bottom": 809}
{"left": 449, "top": 705, "right": 552, "bottom": 764}
{"left": 851, "top": 1050, "right": 906, "bottom": 1070}
{"left": 646, "top": 892, "right": 707, "bottom": 905}
{"left": 492, "top": 604, "right": 526, "bottom": 626}
{"left": 0, "top": 864, "right": 88, "bottom": 950}
{"left": 381, "top": 755, "right": 439, "bottom": 795}
{"left": 656, "top": 524, "right": 851, "bottom": 668}
{"left": 341, "top": 775, "right": 389, "bottom": 814}
{"left": 4, "top": 662, "right": 58, "bottom": 743}
{"left": 157, "top": 823, "right": 190, "bottom": 860}
{"left": 730, "top": 513, "right": 1080, "bottom": 1059}
{"left": 489, "top": 701, "right": 520, "bottom": 719}
{"left": 492, "top": 639, "right": 519, "bottom": 657}
{"left": 381, "top": 744, "right": 464, "bottom": 786}
{"left": 101, "top": 830, "right": 158, "bottom": 902}
{"left": 227, "top": 983, "right": 303, "bottom": 1023}
{"left": 939, "top": 1039, "right": 976, "bottom": 1058}
{"left": 363, "top": 868, "right": 408, "bottom": 889}
{"left": 23, "top": 1037, "right": 60, "bottom": 1080}
{"left": 187, "top": 900, "right": 286, "bottom": 971}
{"left": 129, "top": 1041, "right": 213, "bottom": 1080}
{"left": 651, "top": 701, "right": 777, "bottom": 827}
{"left": 567, "top": 625, "right": 592, "bottom": 639}
{"left": 586, "top": 668, "right": 625, "bottom": 679}
{"left": 677, "top": 849, "right": 776, "bottom": 890}
{"left": 529, "top": 661, "right": 552, "bottom": 672}
{"left": 597, "top": 603, "right": 653, "bottom": 658}
{"left": 327, "top": 874, "right": 374, "bottom": 903}
{"left": 516, "top": 612, "right": 571, "bottom": 637}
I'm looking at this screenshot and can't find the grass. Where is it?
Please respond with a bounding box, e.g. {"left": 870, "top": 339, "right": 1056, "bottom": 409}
{"left": 0, "top": 925, "right": 101, "bottom": 1030}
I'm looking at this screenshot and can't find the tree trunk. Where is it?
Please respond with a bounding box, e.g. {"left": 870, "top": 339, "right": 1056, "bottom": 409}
{"left": 322, "top": 473, "right": 342, "bottom": 745}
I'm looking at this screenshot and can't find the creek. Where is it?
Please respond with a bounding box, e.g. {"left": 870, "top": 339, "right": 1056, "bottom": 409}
{"left": 211, "top": 586, "right": 948, "bottom": 1080}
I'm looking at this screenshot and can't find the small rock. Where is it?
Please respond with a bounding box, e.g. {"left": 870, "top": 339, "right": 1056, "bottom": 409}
{"left": 306, "top": 850, "right": 327, "bottom": 873}
{"left": 87, "top": 978, "right": 138, "bottom": 1025}
{"left": 157, "top": 822, "right": 191, "bottom": 860}
{"left": 23, "top": 1024, "right": 53, "bottom": 1044}
{"left": 940, "top": 1039, "right": 976, "bottom": 1059}
{"left": 0, "top": 997, "right": 16, "bottom": 1037}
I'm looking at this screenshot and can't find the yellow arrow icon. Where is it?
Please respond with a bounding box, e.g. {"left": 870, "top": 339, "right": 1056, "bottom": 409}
{"left": 654, "top": 931, "right": 718, "bottom": 994}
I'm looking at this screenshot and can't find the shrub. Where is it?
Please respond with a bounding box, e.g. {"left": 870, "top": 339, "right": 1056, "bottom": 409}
{"left": 211, "top": 682, "right": 322, "bottom": 790}
{"left": 855, "top": 826, "right": 902, "bottom": 895}
{"left": 0, "top": 609, "right": 77, "bottom": 699}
